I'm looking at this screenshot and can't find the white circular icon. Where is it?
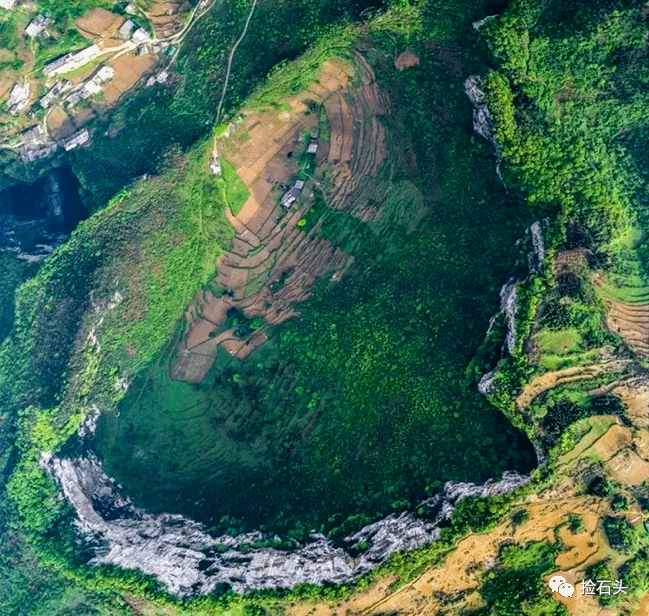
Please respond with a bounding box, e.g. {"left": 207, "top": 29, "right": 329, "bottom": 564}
{"left": 549, "top": 575, "right": 567, "bottom": 592}
{"left": 558, "top": 582, "right": 574, "bottom": 597}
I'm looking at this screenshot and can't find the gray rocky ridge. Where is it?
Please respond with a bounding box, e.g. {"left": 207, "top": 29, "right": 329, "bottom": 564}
{"left": 464, "top": 75, "right": 500, "bottom": 167}
{"left": 527, "top": 220, "right": 546, "bottom": 275}
{"left": 43, "top": 419, "right": 529, "bottom": 596}
{"left": 500, "top": 281, "right": 518, "bottom": 355}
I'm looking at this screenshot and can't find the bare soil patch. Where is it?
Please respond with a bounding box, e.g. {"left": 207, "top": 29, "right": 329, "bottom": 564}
{"left": 555, "top": 248, "right": 589, "bottom": 274}
{"left": 592, "top": 424, "right": 632, "bottom": 461}
{"left": 109, "top": 53, "right": 157, "bottom": 95}
{"left": 0, "top": 76, "right": 14, "bottom": 102}
{"left": 607, "top": 446, "right": 649, "bottom": 484}
{"left": 47, "top": 107, "right": 75, "bottom": 139}
{"left": 76, "top": 8, "right": 125, "bottom": 41}
{"left": 185, "top": 317, "right": 216, "bottom": 350}
{"left": 172, "top": 59, "right": 356, "bottom": 382}
{"left": 394, "top": 49, "right": 421, "bottom": 70}
{"left": 72, "top": 107, "right": 95, "bottom": 128}
{"left": 632, "top": 593, "right": 649, "bottom": 616}
{"left": 324, "top": 70, "right": 389, "bottom": 223}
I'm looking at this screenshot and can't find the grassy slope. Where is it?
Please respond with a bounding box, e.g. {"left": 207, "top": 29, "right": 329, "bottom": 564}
{"left": 221, "top": 159, "right": 250, "bottom": 215}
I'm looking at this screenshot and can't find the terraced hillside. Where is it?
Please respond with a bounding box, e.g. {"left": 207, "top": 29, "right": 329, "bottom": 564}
{"left": 172, "top": 54, "right": 410, "bottom": 383}
{"left": 173, "top": 59, "right": 358, "bottom": 382}
{"left": 95, "top": 41, "right": 537, "bottom": 535}
{"left": 600, "top": 279, "right": 649, "bottom": 357}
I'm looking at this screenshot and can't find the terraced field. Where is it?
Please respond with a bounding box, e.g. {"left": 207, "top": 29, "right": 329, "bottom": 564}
{"left": 96, "top": 38, "right": 540, "bottom": 537}
{"left": 515, "top": 359, "right": 632, "bottom": 409}
{"left": 172, "top": 55, "right": 398, "bottom": 383}
{"left": 597, "top": 275, "right": 649, "bottom": 357}
{"left": 605, "top": 299, "right": 649, "bottom": 356}
{"left": 285, "top": 394, "right": 649, "bottom": 616}
{"left": 143, "top": 0, "right": 186, "bottom": 38}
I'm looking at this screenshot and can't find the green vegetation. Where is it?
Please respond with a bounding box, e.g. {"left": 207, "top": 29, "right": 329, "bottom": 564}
{"left": 566, "top": 513, "right": 583, "bottom": 534}
{"left": 587, "top": 560, "right": 621, "bottom": 608}
{"left": 619, "top": 550, "right": 649, "bottom": 598}
{"left": 534, "top": 329, "right": 582, "bottom": 357}
{"left": 512, "top": 509, "right": 529, "bottom": 527}
{"left": 478, "top": 0, "right": 649, "bottom": 457}
{"left": 603, "top": 516, "right": 641, "bottom": 554}
{"left": 6, "top": 0, "right": 649, "bottom": 612}
{"left": 38, "top": 0, "right": 113, "bottom": 20}
{"left": 468, "top": 541, "right": 568, "bottom": 616}
{"left": 611, "top": 493, "right": 629, "bottom": 513}
{"left": 220, "top": 159, "right": 249, "bottom": 215}
{"left": 0, "top": 15, "right": 18, "bottom": 50}
{"left": 0, "top": 253, "right": 35, "bottom": 345}
{"left": 96, "top": 13, "right": 537, "bottom": 537}
{"left": 0, "top": 138, "right": 233, "bottom": 606}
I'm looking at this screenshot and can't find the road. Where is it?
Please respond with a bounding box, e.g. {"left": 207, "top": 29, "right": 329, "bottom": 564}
{"left": 215, "top": 0, "right": 259, "bottom": 122}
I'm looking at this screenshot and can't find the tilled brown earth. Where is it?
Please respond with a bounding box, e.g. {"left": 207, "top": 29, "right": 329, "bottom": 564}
{"left": 325, "top": 53, "right": 389, "bottom": 220}
{"left": 145, "top": 0, "right": 186, "bottom": 38}
{"left": 605, "top": 298, "right": 649, "bottom": 356}
{"left": 172, "top": 58, "right": 363, "bottom": 383}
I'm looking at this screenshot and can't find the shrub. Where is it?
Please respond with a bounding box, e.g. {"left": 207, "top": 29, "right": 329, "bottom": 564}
{"left": 603, "top": 516, "right": 640, "bottom": 554}
{"left": 512, "top": 509, "right": 530, "bottom": 527}
{"left": 567, "top": 514, "right": 584, "bottom": 534}
{"left": 611, "top": 494, "right": 629, "bottom": 513}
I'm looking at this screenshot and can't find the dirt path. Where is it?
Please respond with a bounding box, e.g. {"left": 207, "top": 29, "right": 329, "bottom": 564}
{"left": 215, "top": 0, "right": 259, "bottom": 122}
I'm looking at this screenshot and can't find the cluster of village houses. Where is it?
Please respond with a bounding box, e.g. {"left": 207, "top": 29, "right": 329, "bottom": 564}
{"left": 0, "top": 1, "right": 176, "bottom": 163}
{"left": 208, "top": 126, "right": 320, "bottom": 209}
{"left": 281, "top": 132, "right": 319, "bottom": 208}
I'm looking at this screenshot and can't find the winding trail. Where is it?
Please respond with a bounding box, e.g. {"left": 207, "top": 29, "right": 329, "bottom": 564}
{"left": 216, "top": 0, "right": 259, "bottom": 123}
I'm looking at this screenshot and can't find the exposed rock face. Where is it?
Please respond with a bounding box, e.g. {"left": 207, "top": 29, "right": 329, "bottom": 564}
{"left": 482, "top": 220, "right": 547, "bottom": 361}
{"left": 478, "top": 368, "right": 497, "bottom": 395}
{"left": 527, "top": 220, "right": 546, "bottom": 275}
{"left": 472, "top": 15, "right": 497, "bottom": 31}
{"left": 534, "top": 441, "right": 549, "bottom": 467}
{"left": 500, "top": 280, "right": 517, "bottom": 355}
{"left": 464, "top": 75, "right": 500, "bottom": 162}
{"left": 43, "top": 443, "right": 530, "bottom": 596}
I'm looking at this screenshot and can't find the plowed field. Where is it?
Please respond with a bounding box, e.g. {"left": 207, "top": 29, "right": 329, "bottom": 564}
{"left": 172, "top": 58, "right": 360, "bottom": 382}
